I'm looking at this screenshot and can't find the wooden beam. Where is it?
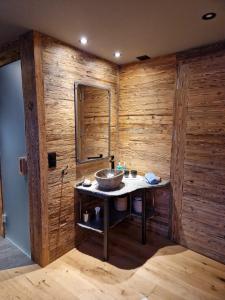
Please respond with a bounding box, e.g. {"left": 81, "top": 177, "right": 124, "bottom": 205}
{"left": 177, "top": 40, "right": 225, "bottom": 62}
{"left": 20, "top": 31, "right": 49, "bottom": 266}
{"left": 0, "top": 40, "right": 20, "bottom": 67}
{"left": 170, "top": 62, "right": 189, "bottom": 242}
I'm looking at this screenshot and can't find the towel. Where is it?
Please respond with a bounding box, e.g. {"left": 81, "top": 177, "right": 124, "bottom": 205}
{"left": 145, "top": 172, "right": 161, "bottom": 185}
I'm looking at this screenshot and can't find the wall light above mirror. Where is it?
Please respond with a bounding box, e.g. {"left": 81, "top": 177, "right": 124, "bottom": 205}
{"left": 74, "top": 83, "right": 111, "bottom": 164}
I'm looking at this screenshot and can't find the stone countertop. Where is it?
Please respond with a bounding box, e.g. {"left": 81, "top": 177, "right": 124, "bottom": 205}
{"left": 75, "top": 175, "right": 170, "bottom": 198}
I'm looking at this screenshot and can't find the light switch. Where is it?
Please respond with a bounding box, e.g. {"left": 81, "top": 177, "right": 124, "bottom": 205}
{"left": 48, "top": 152, "right": 56, "bottom": 169}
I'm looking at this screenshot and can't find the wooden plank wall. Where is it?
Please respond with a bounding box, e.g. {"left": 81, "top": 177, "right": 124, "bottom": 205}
{"left": 78, "top": 86, "right": 109, "bottom": 161}
{"left": 172, "top": 47, "right": 225, "bottom": 264}
{"left": 119, "top": 55, "right": 177, "bottom": 237}
{"left": 0, "top": 40, "right": 20, "bottom": 67}
{"left": 1, "top": 33, "right": 225, "bottom": 265}
{"left": 20, "top": 32, "right": 49, "bottom": 266}
{"left": 40, "top": 34, "right": 119, "bottom": 262}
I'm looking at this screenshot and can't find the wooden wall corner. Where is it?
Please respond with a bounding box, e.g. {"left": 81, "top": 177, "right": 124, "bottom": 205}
{"left": 20, "top": 31, "right": 49, "bottom": 266}
{"left": 170, "top": 62, "right": 189, "bottom": 243}
{"left": 0, "top": 39, "right": 20, "bottom": 67}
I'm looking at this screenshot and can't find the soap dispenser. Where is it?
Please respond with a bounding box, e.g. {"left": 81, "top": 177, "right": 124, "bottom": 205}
{"left": 116, "top": 161, "right": 123, "bottom": 171}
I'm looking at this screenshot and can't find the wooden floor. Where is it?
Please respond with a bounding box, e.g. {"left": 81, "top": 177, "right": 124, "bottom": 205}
{"left": 0, "top": 226, "right": 224, "bottom": 300}
{"left": 0, "top": 236, "right": 33, "bottom": 270}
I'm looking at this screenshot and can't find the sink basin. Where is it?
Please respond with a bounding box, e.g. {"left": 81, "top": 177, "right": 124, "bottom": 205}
{"left": 95, "top": 169, "right": 124, "bottom": 191}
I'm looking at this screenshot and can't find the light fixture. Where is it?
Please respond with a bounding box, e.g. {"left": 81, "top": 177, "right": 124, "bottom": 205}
{"left": 79, "top": 36, "right": 88, "bottom": 45}
{"left": 202, "top": 12, "right": 216, "bottom": 20}
{"left": 114, "top": 51, "right": 121, "bottom": 58}
{"left": 136, "top": 55, "right": 150, "bottom": 61}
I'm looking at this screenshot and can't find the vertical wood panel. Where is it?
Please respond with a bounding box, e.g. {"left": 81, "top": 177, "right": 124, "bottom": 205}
{"left": 170, "top": 63, "right": 189, "bottom": 242}
{"left": 20, "top": 31, "right": 49, "bottom": 266}
{"left": 119, "top": 56, "right": 176, "bottom": 178}
{"left": 41, "top": 34, "right": 119, "bottom": 261}
{"left": 172, "top": 47, "right": 225, "bottom": 264}
{"left": 0, "top": 40, "right": 20, "bottom": 67}
{"left": 119, "top": 56, "right": 176, "bottom": 236}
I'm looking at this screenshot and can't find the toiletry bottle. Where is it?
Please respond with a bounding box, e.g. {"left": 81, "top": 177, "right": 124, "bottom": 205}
{"left": 116, "top": 161, "right": 123, "bottom": 171}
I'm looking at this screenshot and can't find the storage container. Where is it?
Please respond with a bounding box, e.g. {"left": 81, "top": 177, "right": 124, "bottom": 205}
{"left": 133, "top": 196, "right": 142, "bottom": 213}
{"left": 114, "top": 197, "right": 127, "bottom": 212}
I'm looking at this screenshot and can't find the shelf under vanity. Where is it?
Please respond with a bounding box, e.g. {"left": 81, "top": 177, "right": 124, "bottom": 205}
{"left": 75, "top": 176, "right": 169, "bottom": 261}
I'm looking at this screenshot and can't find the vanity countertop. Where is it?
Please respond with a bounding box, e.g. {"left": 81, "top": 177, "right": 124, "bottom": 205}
{"left": 75, "top": 175, "right": 170, "bottom": 198}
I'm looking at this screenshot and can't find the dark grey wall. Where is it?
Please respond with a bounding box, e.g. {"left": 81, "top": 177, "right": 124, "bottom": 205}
{"left": 0, "top": 60, "right": 30, "bottom": 255}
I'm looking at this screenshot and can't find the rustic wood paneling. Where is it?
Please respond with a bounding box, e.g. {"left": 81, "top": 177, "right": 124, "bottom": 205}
{"left": 0, "top": 40, "right": 20, "bottom": 67}
{"left": 170, "top": 63, "right": 189, "bottom": 242}
{"left": 21, "top": 30, "right": 225, "bottom": 265}
{"left": 118, "top": 56, "right": 176, "bottom": 236}
{"left": 172, "top": 48, "right": 225, "bottom": 264}
{"left": 20, "top": 31, "right": 49, "bottom": 266}
{"left": 118, "top": 56, "right": 176, "bottom": 179}
{"left": 40, "top": 34, "right": 119, "bottom": 262}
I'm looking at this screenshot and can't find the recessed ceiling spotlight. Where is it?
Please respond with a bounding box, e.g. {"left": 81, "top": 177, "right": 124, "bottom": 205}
{"left": 114, "top": 51, "right": 121, "bottom": 58}
{"left": 79, "top": 36, "right": 88, "bottom": 45}
{"left": 202, "top": 12, "right": 216, "bottom": 20}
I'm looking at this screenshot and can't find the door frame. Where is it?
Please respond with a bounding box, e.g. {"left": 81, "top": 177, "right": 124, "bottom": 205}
{"left": 0, "top": 32, "right": 49, "bottom": 266}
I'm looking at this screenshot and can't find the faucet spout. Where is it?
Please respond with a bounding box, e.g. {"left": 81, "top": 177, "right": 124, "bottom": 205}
{"left": 109, "top": 155, "right": 115, "bottom": 170}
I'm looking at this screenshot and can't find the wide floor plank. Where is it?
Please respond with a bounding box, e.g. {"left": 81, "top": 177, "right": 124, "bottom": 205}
{"left": 0, "top": 228, "right": 224, "bottom": 300}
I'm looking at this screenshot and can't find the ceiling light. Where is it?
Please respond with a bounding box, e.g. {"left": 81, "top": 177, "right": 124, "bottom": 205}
{"left": 202, "top": 12, "right": 216, "bottom": 20}
{"left": 114, "top": 51, "right": 121, "bottom": 58}
{"left": 80, "top": 36, "right": 88, "bottom": 45}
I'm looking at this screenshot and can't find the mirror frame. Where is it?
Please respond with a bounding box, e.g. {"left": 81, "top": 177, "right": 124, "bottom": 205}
{"left": 74, "top": 82, "right": 111, "bottom": 164}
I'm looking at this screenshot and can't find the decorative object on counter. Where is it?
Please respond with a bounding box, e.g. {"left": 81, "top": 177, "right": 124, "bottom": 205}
{"left": 116, "top": 161, "right": 123, "bottom": 171}
{"left": 95, "top": 168, "right": 124, "bottom": 191}
{"left": 131, "top": 170, "right": 137, "bottom": 178}
{"left": 114, "top": 197, "right": 128, "bottom": 212}
{"left": 145, "top": 172, "right": 161, "bottom": 185}
{"left": 82, "top": 178, "right": 92, "bottom": 187}
{"left": 83, "top": 211, "right": 89, "bottom": 223}
{"left": 124, "top": 169, "right": 130, "bottom": 177}
{"left": 95, "top": 206, "right": 101, "bottom": 221}
{"left": 133, "top": 196, "right": 142, "bottom": 213}
{"left": 76, "top": 180, "right": 84, "bottom": 187}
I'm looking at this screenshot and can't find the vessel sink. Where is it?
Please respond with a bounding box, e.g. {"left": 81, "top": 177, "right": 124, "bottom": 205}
{"left": 95, "top": 169, "right": 124, "bottom": 191}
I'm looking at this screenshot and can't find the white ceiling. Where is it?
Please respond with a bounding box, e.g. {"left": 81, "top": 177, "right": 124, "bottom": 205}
{"left": 0, "top": 0, "right": 225, "bottom": 64}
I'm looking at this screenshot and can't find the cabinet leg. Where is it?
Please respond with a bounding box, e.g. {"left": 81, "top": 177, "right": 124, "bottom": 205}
{"left": 142, "top": 190, "right": 147, "bottom": 244}
{"left": 104, "top": 199, "right": 109, "bottom": 261}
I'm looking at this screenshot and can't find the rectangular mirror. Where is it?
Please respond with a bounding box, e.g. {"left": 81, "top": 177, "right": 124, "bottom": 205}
{"left": 75, "top": 83, "right": 110, "bottom": 163}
